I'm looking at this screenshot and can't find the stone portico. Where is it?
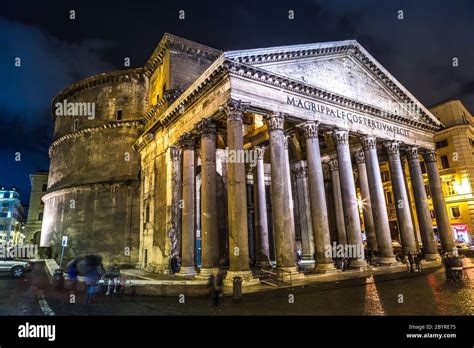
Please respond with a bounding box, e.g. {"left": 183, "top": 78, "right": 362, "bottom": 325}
{"left": 134, "top": 36, "right": 454, "bottom": 286}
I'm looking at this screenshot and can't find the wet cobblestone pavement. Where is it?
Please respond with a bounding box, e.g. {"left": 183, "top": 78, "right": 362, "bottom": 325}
{"left": 1, "top": 262, "right": 473, "bottom": 316}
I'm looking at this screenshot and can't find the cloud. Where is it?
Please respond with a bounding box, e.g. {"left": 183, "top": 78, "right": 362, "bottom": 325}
{"left": 316, "top": 0, "right": 474, "bottom": 111}
{"left": 0, "top": 17, "right": 116, "bottom": 201}
{"left": 0, "top": 17, "right": 115, "bottom": 128}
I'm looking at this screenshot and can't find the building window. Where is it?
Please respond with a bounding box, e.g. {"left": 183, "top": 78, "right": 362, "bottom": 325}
{"left": 116, "top": 109, "right": 123, "bottom": 121}
{"left": 145, "top": 204, "right": 150, "bottom": 223}
{"left": 38, "top": 212, "right": 43, "bottom": 221}
{"left": 440, "top": 155, "right": 450, "bottom": 169}
{"left": 446, "top": 179, "right": 456, "bottom": 195}
{"left": 450, "top": 206, "right": 461, "bottom": 219}
{"left": 381, "top": 171, "right": 390, "bottom": 183}
{"left": 424, "top": 184, "right": 431, "bottom": 198}
{"left": 385, "top": 190, "right": 393, "bottom": 204}
{"left": 42, "top": 184, "right": 47, "bottom": 192}
{"left": 435, "top": 139, "right": 448, "bottom": 149}
{"left": 420, "top": 161, "right": 427, "bottom": 174}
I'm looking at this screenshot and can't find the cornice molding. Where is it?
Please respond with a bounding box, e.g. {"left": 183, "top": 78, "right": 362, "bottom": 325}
{"left": 51, "top": 68, "right": 145, "bottom": 117}
{"left": 143, "top": 89, "right": 184, "bottom": 125}
{"left": 144, "top": 33, "right": 221, "bottom": 77}
{"left": 42, "top": 180, "right": 139, "bottom": 202}
{"left": 133, "top": 132, "right": 155, "bottom": 153}
{"left": 49, "top": 120, "right": 143, "bottom": 155}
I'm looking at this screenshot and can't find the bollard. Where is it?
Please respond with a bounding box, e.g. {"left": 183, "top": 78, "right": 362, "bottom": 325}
{"left": 232, "top": 276, "right": 242, "bottom": 302}
{"left": 52, "top": 269, "right": 64, "bottom": 290}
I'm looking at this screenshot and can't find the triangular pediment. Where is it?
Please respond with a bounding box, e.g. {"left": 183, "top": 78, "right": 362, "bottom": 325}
{"left": 225, "top": 41, "right": 442, "bottom": 128}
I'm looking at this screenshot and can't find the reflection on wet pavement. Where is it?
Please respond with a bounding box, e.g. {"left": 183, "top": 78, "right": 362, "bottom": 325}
{"left": 1, "top": 262, "right": 473, "bottom": 315}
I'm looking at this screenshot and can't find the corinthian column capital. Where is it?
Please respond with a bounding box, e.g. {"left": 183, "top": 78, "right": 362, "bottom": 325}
{"left": 221, "top": 99, "right": 250, "bottom": 122}
{"left": 293, "top": 165, "right": 308, "bottom": 179}
{"left": 266, "top": 112, "right": 285, "bottom": 132}
{"left": 255, "top": 146, "right": 266, "bottom": 160}
{"left": 328, "top": 158, "right": 339, "bottom": 172}
{"left": 179, "top": 132, "right": 195, "bottom": 149}
{"left": 422, "top": 149, "right": 437, "bottom": 163}
{"left": 405, "top": 146, "right": 419, "bottom": 161}
{"left": 299, "top": 121, "right": 320, "bottom": 139}
{"left": 384, "top": 141, "right": 400, "bottom": 155}
{"left": 332, "top": 129, "right": 349, "bottom": 145}
{"left": 170, "top": 145, "right": 181, "bottom": 162}
{"left": 283, "top": 135, "right": 291, "bottom": 150}
{"left": 360, "top": 135, "right": 377, "bottom": 151}
{"left": 197, "top": 118, "right": 216, "bottom": 140}
{"left": 354, "top": 150, "right": 365, "bottom": 164}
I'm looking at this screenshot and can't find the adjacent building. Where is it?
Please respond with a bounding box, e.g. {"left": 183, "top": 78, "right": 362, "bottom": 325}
{"left": 25, "top": 171, "right": 49, "bottom": 245}
{"left": 0, "top": 188, "right": 26, "bottom": 246}
{"left": 429, "top": 100, "right": 474, "bottom": 243}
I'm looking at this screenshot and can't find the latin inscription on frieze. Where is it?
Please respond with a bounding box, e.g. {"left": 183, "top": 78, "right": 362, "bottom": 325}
{"left": 287, "top": 96, "right": 410, "bottom": 137}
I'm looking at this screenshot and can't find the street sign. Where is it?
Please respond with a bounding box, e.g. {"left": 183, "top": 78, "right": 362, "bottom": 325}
{"left": 59, "top": 236, "right": 68, "bottom": 269}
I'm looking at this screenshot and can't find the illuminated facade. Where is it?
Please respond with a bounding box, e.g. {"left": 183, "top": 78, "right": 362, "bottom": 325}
{"left": 133, "top": 35, "right": 455, "bottom": 285}
{"left": 429, "top": 100, "right": 474, "bottom": 243}
{"left": 25, "top": 171, "right": 48, "bottom": 245}
{"left": 43, "top": 34, "right": 457, "bottom": 283}
{"left": 0, "top": 189, "right": 26, "bottom": 246}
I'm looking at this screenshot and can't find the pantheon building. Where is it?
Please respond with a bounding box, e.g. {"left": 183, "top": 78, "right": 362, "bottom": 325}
{"left": 41, "top": 34, "right": 455, "bottom": 285}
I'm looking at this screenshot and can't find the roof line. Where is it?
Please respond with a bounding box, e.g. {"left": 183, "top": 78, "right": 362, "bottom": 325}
{"left": 225, "top": 39, "right": 358, "bottom": 57}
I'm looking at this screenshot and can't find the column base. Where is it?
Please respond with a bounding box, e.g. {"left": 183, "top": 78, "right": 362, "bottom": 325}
{"left": 301, "top": 254, "right": 314, "bottom": 261}
{"left": 177, "top": 266, "right": 196, "bottom": 277}
{"left": 424, "top": 253, "right": 442, "bottom": 261}
{"left": 256, "top": 260, "right": 273, "bottom": 269}
{"left": 223, "top": 270, "right": 260, "bottom": 287}
{"left": 349, "top": 259, "right": 368, "bottom": 269}
{"left": 299, "top": 260, "right": 315, "bottom": 270}
{"left": 312, "top": 262, "right": 339, "bottom": 274}
{"left": 377, "top": 256, "right": 399, "bottom": 266}
{"left": 276, "top": 266, "right": 305, "bottom": 281}
{"left": 196, "top": 267, "right": 219, "bottom": 279}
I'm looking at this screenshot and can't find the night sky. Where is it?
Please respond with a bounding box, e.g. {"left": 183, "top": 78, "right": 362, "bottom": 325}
{"left": 1, "top": 0, "right": 473, "bottom": 205}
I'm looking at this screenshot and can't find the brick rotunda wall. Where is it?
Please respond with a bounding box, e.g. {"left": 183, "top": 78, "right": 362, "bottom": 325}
{"left": 40, "top": 69, "right": 147, "bottom": 266}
